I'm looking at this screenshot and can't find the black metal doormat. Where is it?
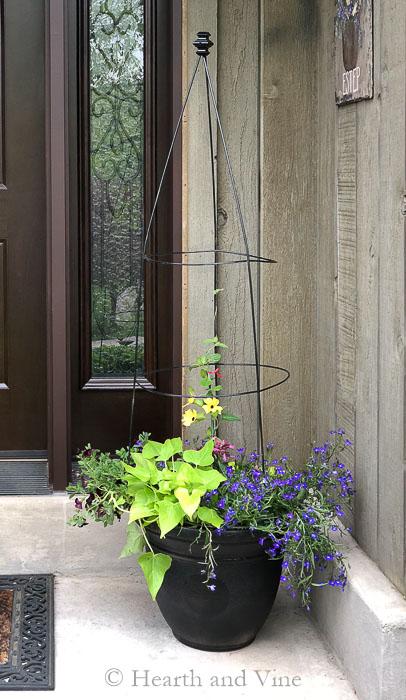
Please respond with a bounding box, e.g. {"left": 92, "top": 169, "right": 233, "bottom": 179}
{"left": 0, "top": 575, "right": 54, "bottom": 690}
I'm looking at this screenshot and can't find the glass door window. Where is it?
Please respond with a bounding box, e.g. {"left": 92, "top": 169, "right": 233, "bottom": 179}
{"left": 89, "top": 0, "right": 144, "bottom": 378}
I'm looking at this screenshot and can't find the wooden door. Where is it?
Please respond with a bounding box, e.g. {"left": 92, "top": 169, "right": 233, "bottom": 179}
{"left": 69, "top": 0, "right": 182, "bottom": 457}
{"left": 0, "top": 1, "right": 47, "bottom": 454}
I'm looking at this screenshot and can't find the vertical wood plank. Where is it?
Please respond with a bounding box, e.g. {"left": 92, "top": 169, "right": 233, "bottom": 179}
{"left": 260, "top": 0, "right": 317, "bottom": 463}
{"left": 182, "top": 0, "right": 218, "bottom": 440}
{"left": 315, "top": 0, "right": 337, "bottom": 444}
{"left": 354, "top": 93, "right": 379, "bottom": 560}
{"left": 376, "top": 0, "right": 406, "bottom": 590}
{"left": 336, "top": 104, "right": 356, "bottom": 527}
{"left": 216, "top": 0, "right": 259, "bottom": 450}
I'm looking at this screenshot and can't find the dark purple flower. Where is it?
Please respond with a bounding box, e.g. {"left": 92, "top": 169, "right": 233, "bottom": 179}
{"left": 82, "top": 448, "right": 95, "bottom": 459}
{"left": 85, "top": 493, "right": 94, "bottom": 507}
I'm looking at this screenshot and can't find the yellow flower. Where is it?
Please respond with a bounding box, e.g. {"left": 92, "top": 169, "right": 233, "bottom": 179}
{"left": 182, "top": 409, "right": 198, "bottom": 427}
{"left": 203, "top": 397, "right": 223, "bottom": 414}
{"left": 268, "top": 466, "right": 275, "bottom": 476}
{"left": 228, "top": 461, "right": 235, "bottom": 467}
{"left": 183, "top": 397, "right": 195, "bottom": 408}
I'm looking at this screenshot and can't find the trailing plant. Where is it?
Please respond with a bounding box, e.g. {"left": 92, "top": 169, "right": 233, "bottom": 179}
{"left": 69, "top": 449, "right": 132, "bottom": 528}
{"left": 204, "top": 430, "right": 354, "bottom": 609}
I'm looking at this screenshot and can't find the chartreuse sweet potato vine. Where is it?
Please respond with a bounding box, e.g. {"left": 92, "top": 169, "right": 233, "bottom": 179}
{"left": 68, "top": 436, "right": 225, "bottom": 599}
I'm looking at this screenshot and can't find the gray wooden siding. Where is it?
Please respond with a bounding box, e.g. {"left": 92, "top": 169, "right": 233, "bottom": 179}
{"left": 317, "top": 0, "right": 406, "bottom": 593}
{"left": 183, "top": 0, "right": 406, "bottom": 595}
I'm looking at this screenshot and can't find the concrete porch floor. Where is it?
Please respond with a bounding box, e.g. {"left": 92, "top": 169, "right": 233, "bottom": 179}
{"left": 0, "top": 496, "right": 355, "bottom": 698}
{"left": 10, "top": 573, "right": 354, "bottom": 700}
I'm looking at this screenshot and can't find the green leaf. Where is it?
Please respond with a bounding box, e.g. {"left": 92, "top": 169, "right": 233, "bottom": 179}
{"left": 159, "top": 438, "right": 183, "bottom": 462}
{"left": 142, "top": 440, "right": 164, "bottom": 459}
{"left": 200, "top": 378, "right": 211, "bottom": 387}
{"left": 197, "top": 506, "right": 224, "bottom": 528}
{"left": 129, "top": 502, "right": 155, "bottom": 523}
{"left": 200, "top": 369, "right": 208, "bottom": 378}
{"left": 119, "top": 521, "right": 145, "bottom": 558}
{"left": 215, "top": 342, "right": 229, "bottom": 348}
{"left": 138, "top": 552, "right": 172, "bottom": 600}
{"left": 211, "top": 385, "right": 222, "bottom": 391}
{"left": 174, "top": 487, "right": 201, "bottom": 518}
{"left": 183, "top": 438, "right": 215, "bottom": 467}
{"left": 157, "top": 480, "right": 172, "bottom": 494}
{"left": 127, "top": 453, "right": 160, "bottom": 484}
{"left": 203, "top": 337, "right": 217, "bottom": 344}
{"left": 128, "top": 486, "right": 156, "bottom": 523}
{"left": 205, "top": 353, "right": 221, "bottom": 364}
{"left": 156, "top": 501, "right": 184, "bottom": 537}
{"left": 213, "top": 289, "right": 223, "bottom": 295}
{"left": 161, "top": 464, "right": 180, "bottom": 480}
{"left": 195, "top": 468, "right": 226, "bottom": 491}
{"left": 172, "top": 461, "right": 199, "bottom": 486}
{"left": 126, "top": 479, "right": 151, "bottom": 496}
{"left": 221, "top": 413, "right": 241, "bottom": 422}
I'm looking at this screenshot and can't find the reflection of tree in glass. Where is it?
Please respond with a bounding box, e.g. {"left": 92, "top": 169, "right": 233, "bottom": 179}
{"left": 92, "top": 344, "right": 144, "bottom": 377}
{"left": 90, "top": 0, "right": 144, "bottom": 376}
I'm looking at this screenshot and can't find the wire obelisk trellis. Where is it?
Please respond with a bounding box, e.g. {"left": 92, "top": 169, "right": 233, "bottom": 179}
{"left": 129, "top": 32, "right": 289, "bottom": 469}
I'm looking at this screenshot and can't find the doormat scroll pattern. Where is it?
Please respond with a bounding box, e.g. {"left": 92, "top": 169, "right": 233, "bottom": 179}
{"left": 0, "top": 575, "right": 54, "bottom": 690}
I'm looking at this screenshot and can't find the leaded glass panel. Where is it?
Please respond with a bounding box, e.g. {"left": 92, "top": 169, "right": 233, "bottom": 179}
{"left": 89, "top": 0, "right": 144, "bottom": 377}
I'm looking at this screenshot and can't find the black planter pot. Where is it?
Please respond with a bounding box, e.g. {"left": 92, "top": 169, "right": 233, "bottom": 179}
{"left": 146, "top": 523, "right": 282, "bottom": 652}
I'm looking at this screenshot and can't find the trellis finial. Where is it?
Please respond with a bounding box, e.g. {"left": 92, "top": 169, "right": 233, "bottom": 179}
{"left": 193, "top": 31, "right": 213, "bottom": 56}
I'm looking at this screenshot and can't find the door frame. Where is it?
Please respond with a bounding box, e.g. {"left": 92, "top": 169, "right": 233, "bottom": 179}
{"left": 46, "top": 0, "right": 183, "bottom": 490}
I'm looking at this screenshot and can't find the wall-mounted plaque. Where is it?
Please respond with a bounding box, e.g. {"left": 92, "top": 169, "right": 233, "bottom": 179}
{"left": 335, "top": 0, "right": 373, "bottom": 105}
